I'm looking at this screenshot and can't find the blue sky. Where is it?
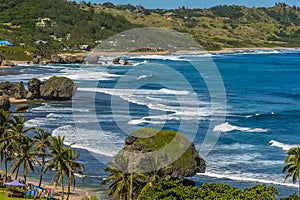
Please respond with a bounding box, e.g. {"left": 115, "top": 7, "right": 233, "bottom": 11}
{"left": 84, "top": 0, "right": 300, "bottom": 9}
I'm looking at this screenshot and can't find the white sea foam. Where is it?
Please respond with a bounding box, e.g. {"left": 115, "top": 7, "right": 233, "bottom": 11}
{"left": 245, "top": 112, "right": 275, "bottom": 118}
{"left": 129, "top": 55, "right": 188, "bottom": 61}
{"left": 46, "top": 113, "right": 63, "bottom": 118}
{"left": 137, "top": 74, "right": 153, "bottom": 80}
{"left": 159, "top": 88, "right": 190, "bottom": 95}
{"left": 269, "top": 140, "right": 298, "bottom": 151}
{"left": 78, "top": 87, "right": 219, "bottom": 122}
{"left": 59, "top": 68, "right": 121, "bottom": 81}
{"left": 52, "top": 125, "right": 123, "bottom": 157}
{"left": 213, "top": 122, "right": 268, "bottom": 133}
{"left": 31, "top": 104, "right": 89, "bottom": 113}
{"left": 198, "top": 172, "right": 297, "bottom": 188}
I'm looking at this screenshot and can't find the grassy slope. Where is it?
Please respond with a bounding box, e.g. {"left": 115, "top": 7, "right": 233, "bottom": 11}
{"left": 99, "top": 4, "right": 300, "bottom": 50}
{"left": 1, "top": 1, "right": 300, "bottom": 61}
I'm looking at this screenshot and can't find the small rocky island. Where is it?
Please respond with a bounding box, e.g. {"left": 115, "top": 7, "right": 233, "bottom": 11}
{"left": 0, "top": 76, "right": 76, "bottom": 111}
{"left": 113, "top": 128, "right": 205, "bottom": 179}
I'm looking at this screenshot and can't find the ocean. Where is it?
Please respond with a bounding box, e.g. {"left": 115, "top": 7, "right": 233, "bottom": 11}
{"left": 1, "top": 49, "right": 300, "bottom": 198}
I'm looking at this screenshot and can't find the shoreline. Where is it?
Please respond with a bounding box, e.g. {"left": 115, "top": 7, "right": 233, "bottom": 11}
{"left": 1, "top": 47, "right": 298, "bottom": 67}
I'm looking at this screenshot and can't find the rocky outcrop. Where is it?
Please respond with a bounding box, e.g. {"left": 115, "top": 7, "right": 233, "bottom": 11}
{"left": 50, "top": 54, "right": 84, "bottom": 64}
{"left": 50, "top": 54, "right": 63, "bottom": 64}
{"left": 113, "top": 58, "right": 120, "bottom": 65}
{"left": 0, "top": 95, "right": 10, "bottom": 111}
{"left": 13, "top": 82, "right": 28, "bottom": 99}
{"left": 1, "top": 60, "right": 15, "bottom": 67}
{"left": 26, "top": 78, "right": 42, "bottom": 100}
{"left": 40, "top": 76, "right": 76, "bottom": 100}
{"left": 116, "top": 128, "right": 205, "bottom": 178}
{"left": 0, "top": 81, "right": 27, "bottom": 99}
{"left": 15, "top": 104, "right": 29, "bottom": 112}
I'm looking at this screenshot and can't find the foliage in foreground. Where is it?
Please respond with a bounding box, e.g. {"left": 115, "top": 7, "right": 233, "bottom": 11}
{"left": 282, "top": 146, "right": 300, "bottom": 200}
{"left": 0, "top": 109, "right": 84, "bottom": 200}
{"left": 142, "top": 179, "right": 279, "bottom": 200}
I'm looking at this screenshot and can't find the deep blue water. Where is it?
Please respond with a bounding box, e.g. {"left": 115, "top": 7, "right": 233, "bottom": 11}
{"left": 1, "top": 50, "right": 300, "bottom": 197}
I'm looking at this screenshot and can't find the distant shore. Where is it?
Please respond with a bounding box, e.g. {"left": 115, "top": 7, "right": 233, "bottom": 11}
{"left": 1, "top": 47, "right": 299, "bottom": 67}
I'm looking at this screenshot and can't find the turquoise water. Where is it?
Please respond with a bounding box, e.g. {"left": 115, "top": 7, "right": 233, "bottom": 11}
{"left": 1, "top": 50, "right": 300, "bottom": 197}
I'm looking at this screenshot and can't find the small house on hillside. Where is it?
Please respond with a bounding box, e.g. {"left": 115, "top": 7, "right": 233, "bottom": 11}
{"left": 0, "top": 40, "right": 13, "bottom": 46}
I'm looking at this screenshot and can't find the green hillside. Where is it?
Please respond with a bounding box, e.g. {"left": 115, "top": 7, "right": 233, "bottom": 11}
{"left": 1, "top": 0, "right": 300, "bottom": 59}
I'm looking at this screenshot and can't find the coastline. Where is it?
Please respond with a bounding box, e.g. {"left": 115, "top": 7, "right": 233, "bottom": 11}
{"left": 2, "top": 47, "right": 296, "bottom": 66}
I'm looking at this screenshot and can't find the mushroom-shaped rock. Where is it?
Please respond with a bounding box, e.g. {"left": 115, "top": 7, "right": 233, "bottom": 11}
{"left": 40, "top": 76, "right": 76, "bottom": 100}
{"left": 0, "top": 95, "right": 11, "bottom": 111}
{"left": 115, "top": 128, "right": 205, "bottom": 178}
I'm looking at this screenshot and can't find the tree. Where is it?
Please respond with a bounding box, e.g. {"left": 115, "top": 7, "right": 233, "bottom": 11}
{"left": 34, "top": 128, "right": 52, "bottom": 187}
{"left": 6, "top": 114, "right": 34, "bottom": 180}
{"left": 44, "top": 136, "right": 69, "bottom": 200}
{"left": 0, "top": 109, "right": 11, "bottom": 179}
{"left": 282, "top": 147, "right": 300, "bottom": 200}
{"left": 137, "top": 155, "right": 167, "bottom": 200}
{"left": 9, "top": 135, "right": 38, "bottom": 183}
{"left": 103, "top": 154, "right": 142, "bottom": 200}
{"left": 65, "top": 149, "right": 84, "bottom": 200}
{"left": 44, "top": 135, "right": 84, "bottom": 200}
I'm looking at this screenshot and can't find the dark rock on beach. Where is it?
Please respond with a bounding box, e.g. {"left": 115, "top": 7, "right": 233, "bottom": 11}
{"left": 117, "top": 128, "right": 206, "bottom": 179}
{"left": 15, "top": 104, "right": 29, "bottom": 112}
{"left": 26, "top": 78, "right": 42, "bottom": 100}
{"left": 40, "top": 76, "right": 76, "bottom": 100}
{"left": 0, "top": 95, "right": 10, "bottom": 111}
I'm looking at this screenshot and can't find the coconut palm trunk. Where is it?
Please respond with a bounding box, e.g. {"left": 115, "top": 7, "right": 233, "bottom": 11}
{"left": 298, "top": 176, "right": 300, "bottom": 200}
{"left": 67, "top": 180, "right": 71, "bottom": 200}
{"left": 39, "top": 156, "right": 45, "bottom": 187}
{"left": 4, "top": 158, "right": 8, "bottom": 181}
{"left": 62, "top": 176, "right": 65, "bottom": 200}
{"left": 15, "top": 166, "right": 20, "bottom": 180}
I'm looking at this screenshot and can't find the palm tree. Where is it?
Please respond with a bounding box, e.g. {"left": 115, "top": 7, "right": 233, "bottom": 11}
{"left": 137, "top": 155, "right": 167, "bottom": 200}
{"left": 103, "top": 154, "right": 142, "bottom": 200}
{"left": 9, "top": 135, "right": 38, "bottom": 183}
{"left": 65, "top": 149, "right": 84, "bottom": 200}
{"left": 34, "top": 128, "right": 51, "bottom": 187}
{"left": 6, "top": 114, "right": 34, "bottom": 180}
{"left": 44, "top": 136, "right": 73, "bottom": 200}
{"left": 282, "top": 146, "right": 300, "bottom": 200}
{"left": 9, "top": 115, "right": 33, "bottom": 136}
{"left": 0, "top": 109, "right": 11, "bottom": 179}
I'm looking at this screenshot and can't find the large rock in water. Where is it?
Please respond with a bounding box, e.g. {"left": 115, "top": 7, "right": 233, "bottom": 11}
{"left": 26, "top": 78, "right": 42, "bottom": 100}
{"left": 0, "top": 95, "right": 10, "bottom": 111}
{"left": 40, "top": 76, "right": 76, "bottom": 100}
{"left": 116, "top": 128, "right": 205, "bottom": 178}
{"left": 13, "top": 82, "right": 28, "bottom": 99}
{"left": 0, "top": 81, "right": 28, "bottom": 99}
{"left": 15, "top": 104, "right": 29, "bottom": 112}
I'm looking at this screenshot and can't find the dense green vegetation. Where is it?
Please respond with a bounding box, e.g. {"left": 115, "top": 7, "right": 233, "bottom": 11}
{"left": 282, "top": 147, "right": 300, "bottom": 200}
{"left": 0, "top": 109, "right": 84, "bottom": 200}
{"left": 142, "top": 179, "right": 279, "bottom": 200}
{"left": 1, "top": 0, "right": 300, "bottom": 60}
